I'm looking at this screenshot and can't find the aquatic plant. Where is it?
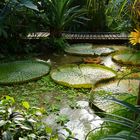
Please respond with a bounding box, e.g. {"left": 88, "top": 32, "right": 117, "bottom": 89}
{"left": 86, "top": 98, "right": 139, "bottom": 140}
{"left": 112, "top": 51, "right": 140, "bottom": 66}
{"left": 65, "top": 44, "right": 115, "bottom": 56}
{"left": 0, "top": 60, "right": 50, "bottom": 85}
{"left": 51, "top": 64, "right": 116, "bottom": 88}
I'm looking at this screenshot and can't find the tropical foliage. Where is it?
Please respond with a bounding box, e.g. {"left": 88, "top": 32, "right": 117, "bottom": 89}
{"left": 42, "top": 0, "right": 86, "bottom": 38}
{"left": 105, "top": 0, "right": 131, "bottom": 32}
{"left": 0, "top": 95, "right": 57, "bottom": 139}
{"left": 103, "top": 98, "right": 140, "bottom": 140}
{"left": 130, "top": 0, "right": 140, "bottom": 28}
{"left": 0, "top": 0, "right": 38, "bottom": 37}
{"left": 87, "top": 97, "right": 140, "bottom": 140}
{"left": 85, "top": 0, "right": 107, "bottom": 32}
{"left": 0, "top": 0, "right": 40, "bottom": 52}
{"left": 105, "top": 0, "right": 138, "bottom": 32}
{"left": 1, "top": 0, "right": 140, "bottom": 139}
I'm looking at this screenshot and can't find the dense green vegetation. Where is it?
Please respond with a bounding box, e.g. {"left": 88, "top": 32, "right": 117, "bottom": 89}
{"left": 0, "top": 96, "right": 58, "bottom": 139}
{"left": 0, "top": 0, "right": 140, "bottom": 139}
{"left": 0, "top": 75, "right": 89, "bottom": 108}
{"left": 87, "top": 97, "right": 140, "bottom": 140}
{"left": 0, "top": 0, "right": 139, "bottom": 53}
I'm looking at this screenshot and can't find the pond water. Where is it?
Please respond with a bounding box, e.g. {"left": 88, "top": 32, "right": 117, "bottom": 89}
{"left": 40, "top": 44, "right": 128, "bottom": 69}
{"left": 39, "top": 44, "right": 140, "bottom": 140}
{"left": 1, "top": 44, "right": 138, "bottom": 140}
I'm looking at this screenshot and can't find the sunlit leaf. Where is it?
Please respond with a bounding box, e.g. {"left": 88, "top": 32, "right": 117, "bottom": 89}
{"left": 28, "top": 133, "right": 36, "bottom": 138}
{"left": 28, "top": 118, "right": 36, "bottom": 123}
{"left": 46, "top": 126, "right": 53, "bottom": 134}
{"left": 5, "top": 96, "right": 15, "bottom": 103}
{"left": 20, "top": 125, "right": 32, "bottom": 130}
{"left": 0, "top": 120, "right": 7, "bottom": 127}
{"left": 51, "top": 64, "right": 116, "bottom": 88}
{"left": 19, "top": 137, "right": 28, "bottom": 140}
{"left": 22, "top": 101, "right": 30, "bottom": 109}
{"left": 112, "top": 51, "right": 140, "bottom": 66}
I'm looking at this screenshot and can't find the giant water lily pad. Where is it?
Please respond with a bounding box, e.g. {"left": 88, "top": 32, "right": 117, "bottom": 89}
{"left": 51, "top": 64, "right": 116, "bottom": 88}
{"left": 112, "top": 51, "right": 140, "bottom": 66}
{"left": 65, "top": 44, "right": 115, "bottom": 56}
{"left": 0, "top": 60, "right": 50, "bottom": 85}
{"left": 90, "top": 79, "right": 139, "bottom": 112}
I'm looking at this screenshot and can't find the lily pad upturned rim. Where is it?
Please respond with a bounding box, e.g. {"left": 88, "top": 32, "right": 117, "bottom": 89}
{"left": 90, "top": 79, "right": 139, "bottom": 113}
{"left": 112, "top": 51, "right": 140, "bottom": 66}
{"left": 65, "top": 43, "right": 116, "bottom": 56}
{"left": 51, "top": 64, "right": 117, "bottom": 88}
{"left": 0, "top": 60, "right": 51, "bottom": 85}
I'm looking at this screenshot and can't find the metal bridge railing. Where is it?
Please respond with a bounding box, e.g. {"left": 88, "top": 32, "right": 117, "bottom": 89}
{"left": 27, "top": 31, "right": 128, "bottom": 40}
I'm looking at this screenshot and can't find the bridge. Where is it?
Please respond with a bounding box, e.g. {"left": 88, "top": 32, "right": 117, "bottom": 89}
{"left": 27, "top": 31, "right": 128, "bottom": 43}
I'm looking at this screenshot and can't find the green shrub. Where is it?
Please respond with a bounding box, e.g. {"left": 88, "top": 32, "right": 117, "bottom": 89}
{"left": 0, "top": 96, "right": 57, "bottom": 140}
{"left": 86, "top": 97, "right": 140, "bottom": 140}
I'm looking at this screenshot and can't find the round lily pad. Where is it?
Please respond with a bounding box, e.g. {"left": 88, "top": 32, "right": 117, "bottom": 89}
{"left": 94, "top": 79, "right": 139, "bottom": 94}
{"left": 0, "top": 60, "right": 50, "bottom": 85}
{"left": 112, "top": 51, "right": 140, "bottom": 66}
{"left": 65, "top": 44, "right": 115, "bottom": 56}
{"left": 51, "top": 64, "right": 116, "bottom": 88}
{"left": 90, "top": 79, "right": 139, "bottom": 112}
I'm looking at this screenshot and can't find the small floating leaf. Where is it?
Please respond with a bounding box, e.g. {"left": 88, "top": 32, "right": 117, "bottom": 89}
{"left": 90, "top": 79, "right": 139, "bottom": 112}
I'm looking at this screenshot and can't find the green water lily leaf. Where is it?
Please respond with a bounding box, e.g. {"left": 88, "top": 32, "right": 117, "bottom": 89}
{"left": 94, "top": 79, "right": 139, "bottom": 94}
{"left": 51, "top": 64, "right": 116, "bottom": 88}
{"left": 65, "top": 44, "right": 115, "bottom": 56}
{"left": 112, "top": 51, "right": 140, "bottom": 66}
{"left": 90, "top": 79, "right": 139, "bottom": 112}
{"left": 0, "top": 60, "right": 50, "bottom": 85}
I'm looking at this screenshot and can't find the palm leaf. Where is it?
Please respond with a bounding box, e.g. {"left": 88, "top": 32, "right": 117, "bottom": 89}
{"left": 109, "top": 98, "right": 140, "bottom": 113}
{"left": 44, "top": 0, "right": 86, "bottom": 33}
{"left": 101, "top": 98, "right": 140, "bottom": 139}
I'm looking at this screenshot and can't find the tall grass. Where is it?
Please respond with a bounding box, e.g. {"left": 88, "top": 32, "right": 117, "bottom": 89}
{"left": 87, "top": 95, "right": 139, "bottom": 140}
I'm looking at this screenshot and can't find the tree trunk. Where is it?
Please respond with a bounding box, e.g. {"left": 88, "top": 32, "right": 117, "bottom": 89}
{"left": 135, "top": 81, "right": 140, "bottom": 119}
{"left": 137, "top": 82, "right": 140, "bottom": 106}
{"left": 49, "top": 27, "right": 62, "bottom": 38}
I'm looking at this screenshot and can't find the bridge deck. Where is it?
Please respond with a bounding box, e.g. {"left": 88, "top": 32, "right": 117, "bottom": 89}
{"left": 27, "top": 32, "right": 128, "bottom": 40}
